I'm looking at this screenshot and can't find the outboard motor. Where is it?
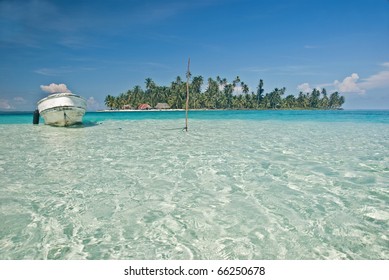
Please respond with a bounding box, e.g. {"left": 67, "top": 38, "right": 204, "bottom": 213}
{"left": 33, "top": 109, "right": 40, "bottom": 124}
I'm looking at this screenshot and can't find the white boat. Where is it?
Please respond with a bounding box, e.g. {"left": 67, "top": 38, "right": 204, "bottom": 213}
{"left": 37, "top": 92, "right": 87, "bottom": 126}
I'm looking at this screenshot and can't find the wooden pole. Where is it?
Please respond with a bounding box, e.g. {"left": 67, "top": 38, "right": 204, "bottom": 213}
{"left": 185, "top": 57, "right": 191, "bottom": 132}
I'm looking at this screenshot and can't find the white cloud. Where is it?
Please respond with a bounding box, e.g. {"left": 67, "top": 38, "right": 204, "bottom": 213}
{"left": 332, "top": 64, "right": 389, "bottom": 94}
{"left": 233, "top": 85, "right": 243, "bottom": 95}
{"left": 87, "top": 97, "right": 100, "bottom": 111}
{"left": 34, "top": 67, "right": 73, "bottom": 76}
{"left": 299, "top": 63, "right": 389, "bottom": 95}
{"left": 381, "top": 62, "right": 389, "bottom": 67}
{"left": 334, "top": 63, "right": 389, "bottom": 93}
{"left": 359, "top": 70, "right": 389, "bottom": 90}
{"left": 0, "top": 99, "right": 11, "bottom": 109}
{"left": 13, "top": 96, "right": 26, "bottom": 104}
{"left": 297, "top": 82, "right": 312, "bottom": 93}
{"left": 333, "top": 73, "right": 365, "bottom": 94}
{"left": 40, "top": 83, "right": 71, "bottom": 93}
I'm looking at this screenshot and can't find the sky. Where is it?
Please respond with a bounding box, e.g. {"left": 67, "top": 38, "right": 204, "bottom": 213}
{"left": 0, "top": 0, "right": 389, "bottom": 111}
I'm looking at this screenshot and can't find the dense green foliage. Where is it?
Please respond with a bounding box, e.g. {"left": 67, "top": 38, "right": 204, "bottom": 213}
{"left": 104, "top": 76, "right": 345, "bottom": 110}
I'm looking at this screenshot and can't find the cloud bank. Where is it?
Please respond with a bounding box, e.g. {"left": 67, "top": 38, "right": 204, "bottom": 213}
{"left": 87, "top": 96, "right": 101, "bottom": 111}
{"left": 334, "top": 73, "right": 364, "bottom": 94}
{"left": 0, "top": 97, "right": 27, "bottom": 110}
{"left": 40, "top": 83, "right": 71, "bottom": 93}
{"left": 297, "top": 83, "right": 312, "bottom": 93}
{"left": 297, "top": 62, "right": 389, "bottom": 94}
{"left": 359, "top": 67, "right": 389, "bottom": 90}
{"left": 0, "top": 99, "right": 11, "bottom": 109}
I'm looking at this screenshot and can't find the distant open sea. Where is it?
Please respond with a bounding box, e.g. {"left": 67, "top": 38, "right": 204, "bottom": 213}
{"left": 0, "top": 110, "right": 388, "bottom": 259}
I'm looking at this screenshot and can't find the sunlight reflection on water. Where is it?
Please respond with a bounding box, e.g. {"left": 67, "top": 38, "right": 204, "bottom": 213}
{"left": 0, "top": 117, "right": 388, "bottom": 259}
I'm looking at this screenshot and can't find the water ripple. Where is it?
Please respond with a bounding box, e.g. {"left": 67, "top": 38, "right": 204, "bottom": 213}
{"left": 0, "top": 120, "right": 388, "bottom": 259}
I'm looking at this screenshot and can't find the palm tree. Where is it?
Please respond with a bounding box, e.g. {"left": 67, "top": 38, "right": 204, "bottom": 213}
{"left": 310, "top": 88, "right": 320, "bottom": 108}
{"left": 233, "top": 94, "right": 244, "bottom": 109}
{"left": 223, "top": 83, "right": 234, "bottom": 109}
{"left": 132, "top": 85, "right": 143, "bottom": 107}
{"left": 191, "top": 76, "right": 204, "bottom": 109}
{"left": 191, "top": 76, "right": 203, "bottom": 93}
{"left": 243, "top": 93, "right": 252, "bottom": 108}
{"left": 256, "top": 79, "right": 264, "bottom": 107}
{"left": 320, "top": 88, "right": 329, "bottom": 109}
{"left": 170, "top": 77, "right": 185, "bottom": 109}
{"left": 205, "top": 77, "right": 219, "bottom": 108}
{"left": 262, "top": 94, "right": 270, "bottom": 108}
{"left": 339, "top": 96, "right": 345, "bottom": 107}
{"left": 232, "top": 76, "right": 241, "bottom": 87}
{"left": 216, "top": 75, "right": 222, "bottom": 85}
{"left": 241, "top": 82, "right": 249, "bottom": 95}
{"left": 145, "top": 77, "right": 154, "bottom": 89}
{"left": 145, "top": 78, "right": 156, "bottom": 106}
{"left": 297, "top": 92, "right": 309, "bottom": 108}
{"left": 104, "top": 95, "right": 115, "bottom": 110}
{"left": 329, "top": 91, "right": 340, "bottom": 109}
{"left": 284, "top": 95, "right": 296, "bottom": 109}
{"left": 268, "top": 87, "right": 285, "bottom": 109}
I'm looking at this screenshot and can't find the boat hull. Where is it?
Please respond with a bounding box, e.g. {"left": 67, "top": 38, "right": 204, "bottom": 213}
{"left": 37, "top": 93, "right": 87, "bottom": 126}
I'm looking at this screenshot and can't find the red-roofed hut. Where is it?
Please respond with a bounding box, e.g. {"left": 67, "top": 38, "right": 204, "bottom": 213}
{"left": 137, "top": 103, "right": 152, "bottom": 110}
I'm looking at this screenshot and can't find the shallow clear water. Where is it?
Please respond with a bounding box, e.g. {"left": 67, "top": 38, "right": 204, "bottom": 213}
{"left": 0, "top": 111, "right": 388, "bottom": 259}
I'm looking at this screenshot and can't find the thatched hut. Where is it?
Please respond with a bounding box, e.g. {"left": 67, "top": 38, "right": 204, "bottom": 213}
{"left": 154, "top": 103, "right": 170, "bottom": 110}
{"left": 122, "top": 104, "right": 134, "bottom": 110}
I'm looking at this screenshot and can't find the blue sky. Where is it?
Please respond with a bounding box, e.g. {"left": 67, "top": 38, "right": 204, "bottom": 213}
{"left": 1, "top": 0, "right": 388, "bottom": 110}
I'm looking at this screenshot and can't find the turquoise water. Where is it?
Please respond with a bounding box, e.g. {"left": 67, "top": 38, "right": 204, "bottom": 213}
{"left": 0, "top": 110, "right": 388, "bottom": 259}
{"left": 1, "top": 110, "right": 389, "bottom": 124}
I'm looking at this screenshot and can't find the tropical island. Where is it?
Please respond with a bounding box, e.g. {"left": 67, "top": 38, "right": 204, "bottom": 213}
{"left": 104, "top": 76, "right": 345, "bottom": 110}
